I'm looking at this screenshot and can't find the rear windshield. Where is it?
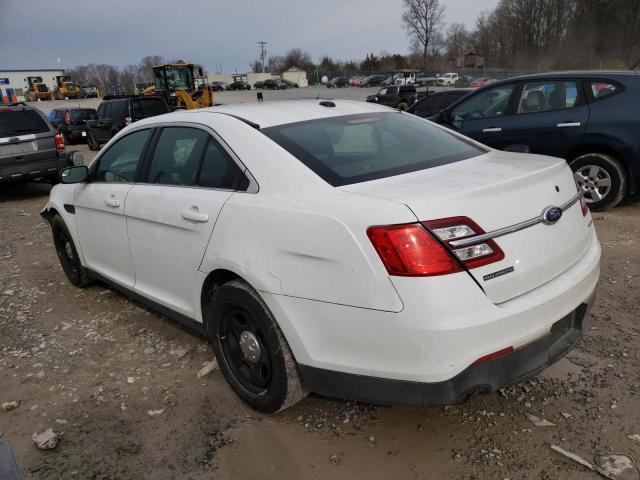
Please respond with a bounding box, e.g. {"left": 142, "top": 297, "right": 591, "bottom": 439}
{"left": 0, "top": 110, "right": 49, "bottom": 138}
{"left": 70, "top": 109, "right": 97, "bottom": 121}
{"left": 132, "top": 99, "right": 169, "bottom": 118}
{"left": 36, "top": 84, "right": 48, "bottom": 92}
{"left": 262, "top": 112, "right": 485, "bottom": 186}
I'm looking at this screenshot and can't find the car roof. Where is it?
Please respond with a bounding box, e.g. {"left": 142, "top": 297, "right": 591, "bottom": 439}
{"left": 161, "top": 99, "right": 392, "bottom": 128}
{"left": 492, "top": 69, "right": 638, "bottom": 84}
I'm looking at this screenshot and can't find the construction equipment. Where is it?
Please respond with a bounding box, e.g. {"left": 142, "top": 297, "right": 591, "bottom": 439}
{"left": 143, "top": 63, "right": 213, "bottom": 110}
{"left": 52, "top": 75, "right": 80, "bottom": 100}
{"left": 24, "top": 76, "right": 52, "bottom": 101}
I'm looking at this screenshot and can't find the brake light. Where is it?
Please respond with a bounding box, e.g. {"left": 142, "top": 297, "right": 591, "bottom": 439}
{"left": 367, "top": 224, "right": 463, "bottom": 276}
{"left": 64, "top": 111, "right": 71, "bottom": 125}
{"left": 576, "top": 181, "right": 588, "bottom": 216}
{"left": 422, "top": 216, "right": 505, "bottom": 270}
{"left": 54, "top": 133, "right": 65, "bottom": 152}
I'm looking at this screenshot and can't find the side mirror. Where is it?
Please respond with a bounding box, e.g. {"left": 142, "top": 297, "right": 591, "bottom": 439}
{"left": 68, "top": 151, "right": 85, "bottom": 166}
{"left": 60, "top": 165, "right": 88, "bottom": 184}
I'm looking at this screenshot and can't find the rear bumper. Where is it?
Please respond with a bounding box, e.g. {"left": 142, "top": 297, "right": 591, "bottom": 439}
{"left": 0, "top": 155, "right": 70, "bottom": 183}
{"left": 299, "top": 298, "right": 593, "bottom": 406}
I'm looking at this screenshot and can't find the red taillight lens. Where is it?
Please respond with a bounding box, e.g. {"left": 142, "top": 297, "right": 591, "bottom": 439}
{"left": 367, "top": 224, "right": 463, "bottom": 276}
{"left": 422, "top": 216, "right": 505, "bottom": 270}
{"left": 54, "top": 133, "right": 65, "bottom": 152}
{"left": 64, "top": 111, "right": 71, "bottom": 125}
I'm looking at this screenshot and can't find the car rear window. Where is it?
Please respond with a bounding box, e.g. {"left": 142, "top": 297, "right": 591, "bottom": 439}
{"left": 0, "top": 110, "right": 49, "bottom": 138}
{"left": 133, "top": 99, "right": 169, "bottom": 118}
{"left": 70, "top": 109, "right": 97, "bottom": 121}
{"left": 262, "top": 112, "right": 485, "bottom": 186}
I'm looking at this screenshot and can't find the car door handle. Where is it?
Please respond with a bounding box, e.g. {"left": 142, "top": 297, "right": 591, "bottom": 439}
{"left": 181, "top": 206, "right": 209, "bottom": 223}
{"left": 557, "top": 122, "right": 581, "bottom": 128}
{"left": 104, "top": 197, "right": 120, "bottom": 208}
{"left": 482, "top": 127, "right": 502, "bottom": 133}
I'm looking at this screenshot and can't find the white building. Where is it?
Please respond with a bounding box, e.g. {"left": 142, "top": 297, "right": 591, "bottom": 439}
{"left": 0, "top": 69, "right": 64, "bottom": 98}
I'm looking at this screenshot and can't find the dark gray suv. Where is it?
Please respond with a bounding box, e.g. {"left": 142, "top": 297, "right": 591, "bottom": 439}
{"left": 0, "top": 104, "right": 69, "bottom": 184}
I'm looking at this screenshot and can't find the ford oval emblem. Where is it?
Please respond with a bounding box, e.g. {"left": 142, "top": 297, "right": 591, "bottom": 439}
{"left": 542, "top": 206, "right": 563, "bottom": 225}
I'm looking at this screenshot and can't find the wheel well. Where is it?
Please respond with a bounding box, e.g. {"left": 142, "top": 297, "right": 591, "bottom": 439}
{"left": 42, "top": 207, "right": 60, "bottom": 224}
{"left": 200, "top": 269, "right": 242, "bottom": 332}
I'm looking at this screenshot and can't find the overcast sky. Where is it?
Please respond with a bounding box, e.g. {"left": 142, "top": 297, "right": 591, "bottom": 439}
{"left": 1, "top": 0, "right": 497, "bottom": 73}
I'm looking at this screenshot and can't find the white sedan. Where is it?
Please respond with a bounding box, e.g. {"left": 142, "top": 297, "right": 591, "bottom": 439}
{"left": 42, "top": 100, "right": 600, "bottom": 413}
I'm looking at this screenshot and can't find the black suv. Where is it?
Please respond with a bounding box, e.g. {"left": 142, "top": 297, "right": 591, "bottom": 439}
{"left": 229, "top": 81, "right": 251, "bottom": 90}
{"left": 86, "top": 95, "right": 169, "bottom": 150}
{"left": 263, "top": 79, "right": 287, "bottom": 90}
{"left": 433, "top": 71, "right": 640, "bottom": 210}
{"left": 407, "top": 88, "right": 473, "bottom": 118}
{"left": 327, "top": 77, "right": 349, "bottom": 88}
{"left": 48, "top": 108, "right": 97, "bottom": 144}
{"left": 366, "top": 85, "right": 417, "bottom": 110}
{"left": 0, "top": 104, "right": 69, "bottom": 184}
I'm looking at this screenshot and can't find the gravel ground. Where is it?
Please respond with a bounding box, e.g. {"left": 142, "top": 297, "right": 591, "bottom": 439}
{"left": 2, "top": 90, "right": 640, "bottom": 479}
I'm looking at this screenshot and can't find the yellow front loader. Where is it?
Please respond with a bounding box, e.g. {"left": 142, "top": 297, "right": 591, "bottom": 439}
{"left": 53, "top": 75, "right": 80, "bottom": 100}
{"left": 143, "top": 63, "right": 213, "bottom": 110}
{"left": 24, "top": 77, "right": 52, "bottom": 101}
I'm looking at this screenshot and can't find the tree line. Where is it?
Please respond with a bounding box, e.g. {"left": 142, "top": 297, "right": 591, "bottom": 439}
{"left": 404, "top": 0, "right": 640, "bottom": 70}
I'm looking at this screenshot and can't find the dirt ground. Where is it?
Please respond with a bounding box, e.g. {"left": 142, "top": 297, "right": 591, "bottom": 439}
{"left": 2, "top": 97, "right": 640, "bottom": 479}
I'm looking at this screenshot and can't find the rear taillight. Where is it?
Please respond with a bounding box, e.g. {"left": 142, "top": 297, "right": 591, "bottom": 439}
{"left": 576, "top": 181, "right": 588, "bottom": 216}
{"left": 64, "top": 111, "right": 71, "bottom": 125}
{"left": 422, "top": 216, "right": 505, "bottom": 270}
{"left": 367, "top": 224, "right": 463, "bottom": 276}
{"left": 368, "top": 217, "right": 505, "bottom": 277}
{"left": 54, "top": 133, "right": 65, "bottom": 153}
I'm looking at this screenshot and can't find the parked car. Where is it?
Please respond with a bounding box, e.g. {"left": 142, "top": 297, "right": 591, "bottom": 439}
{"left": 407, "top": 88, "right": 473, "bottom": 118}
{"left": 263, "top": 79, "right": 287, "bottom": 90}
{"left": 436, "top": 73, "right": 460, "bottom": 86}
{"left": 253, "top": 81, "right": 264, "bottom": 89}
{"left": 349, "top": 76, "right": 364, "bottom": 86}
{"left": 85, "top": 95, "right": 169, "bottom": 151}
{"left": 282, "top": 79, "right": 299, "bottom": 88}
{"left": 0, "top": 103, "right": 70, "bottom": 184}
{"left": 48, "top": 108, "right": 97, "bottom": 144}
{"left": 470, "top": 77, "right": 495, "bottom": 88}
{"left": 432, "top": 70, "right": 640, "bottom": 210}
{"left": 360, "top": 75, "right": 389, "bottom": 87}
{"left": 44, "top": 100, "right": 599, "bottom": 413}
{"left": 211, "top": 81, "right": 229, "bottom": 92}
{"left": 79, "top": 85, "right": 99, "bottom": 98}
{"left": 366, "top": 85, "right": 417, "bottom": 110}
{"left": 327, "top": 77, "right": 349, "bottom": 88}
{"left": 228, "top": 81, "right": 252, "bottom": 91}
{"left": 380, "top": 76, "right": 394, "bottom": 87}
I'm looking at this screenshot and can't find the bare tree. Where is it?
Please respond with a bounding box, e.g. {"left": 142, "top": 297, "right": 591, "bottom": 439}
{"left": 445, "top": 23, "right": 470, "bottom": 58}
{"left": 402, "top": 0, "right": 445, "bottom": 69}
{"left": 139, "top": 55, "right": 165, "bottom": 82}
{"left": 249, "top": 60, "right": 263, "bottom": 73}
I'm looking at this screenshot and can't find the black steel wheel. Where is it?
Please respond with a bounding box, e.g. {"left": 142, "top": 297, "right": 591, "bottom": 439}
{"left": 207, "top": 280, "right": 307, "bottom": 413}
{"left": 51, "top": 215, "right": 90, "bottom": 287}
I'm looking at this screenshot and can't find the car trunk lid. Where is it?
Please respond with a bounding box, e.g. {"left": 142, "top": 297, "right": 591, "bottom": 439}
{"left": 342, "top": 151, "right": 593, "bottom": 304}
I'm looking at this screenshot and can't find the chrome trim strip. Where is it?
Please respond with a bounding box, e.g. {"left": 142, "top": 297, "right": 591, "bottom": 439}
{"left": 449, "top": 190, "right": 583, "bottom": 248}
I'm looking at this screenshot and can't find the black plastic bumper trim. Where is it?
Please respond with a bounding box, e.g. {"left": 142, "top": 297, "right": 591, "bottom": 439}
{"left": 298, "top": 299, "right": 593, "bottom": 407}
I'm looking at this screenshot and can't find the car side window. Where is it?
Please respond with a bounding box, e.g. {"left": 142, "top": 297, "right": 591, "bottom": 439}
{"left": 147, "top": 127, "right": 209, "bottom": 186}
{"left": 196, "top": 139, "right": 245, "bottom": 190}
{"left": 103, "top": 103, "right": 112, "bottom": 119}
{"left": 516, "top": 81, "right": 579, "bottom": 114}
{"left": 451, "top": 84, "right": 515, "bottom": 120}
{"left": 589, "top": 81, "right": 619, "bottom": 100}
{"left": 95, "top": 129, "right": 151, "bottom": 183}
{"left": 378, "top": 88, "right": 388, "bottom": 96}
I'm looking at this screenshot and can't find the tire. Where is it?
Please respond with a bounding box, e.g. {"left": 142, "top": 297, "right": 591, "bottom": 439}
{"left": 206, "top": 279, "right": 307, "bottom": 413}
{"left": 51, "top": 215, "right": 91, "bottom": 288}
{"left": 570, "top": 153, "right": 627, "bottom": 211}
{"left": 87, "top": 131, "right": 99, "bottom": 151}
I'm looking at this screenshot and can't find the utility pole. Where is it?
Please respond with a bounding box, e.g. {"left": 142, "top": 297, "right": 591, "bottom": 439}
{"left": 257, "top": 41, "right": 267, "bottom": 73}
